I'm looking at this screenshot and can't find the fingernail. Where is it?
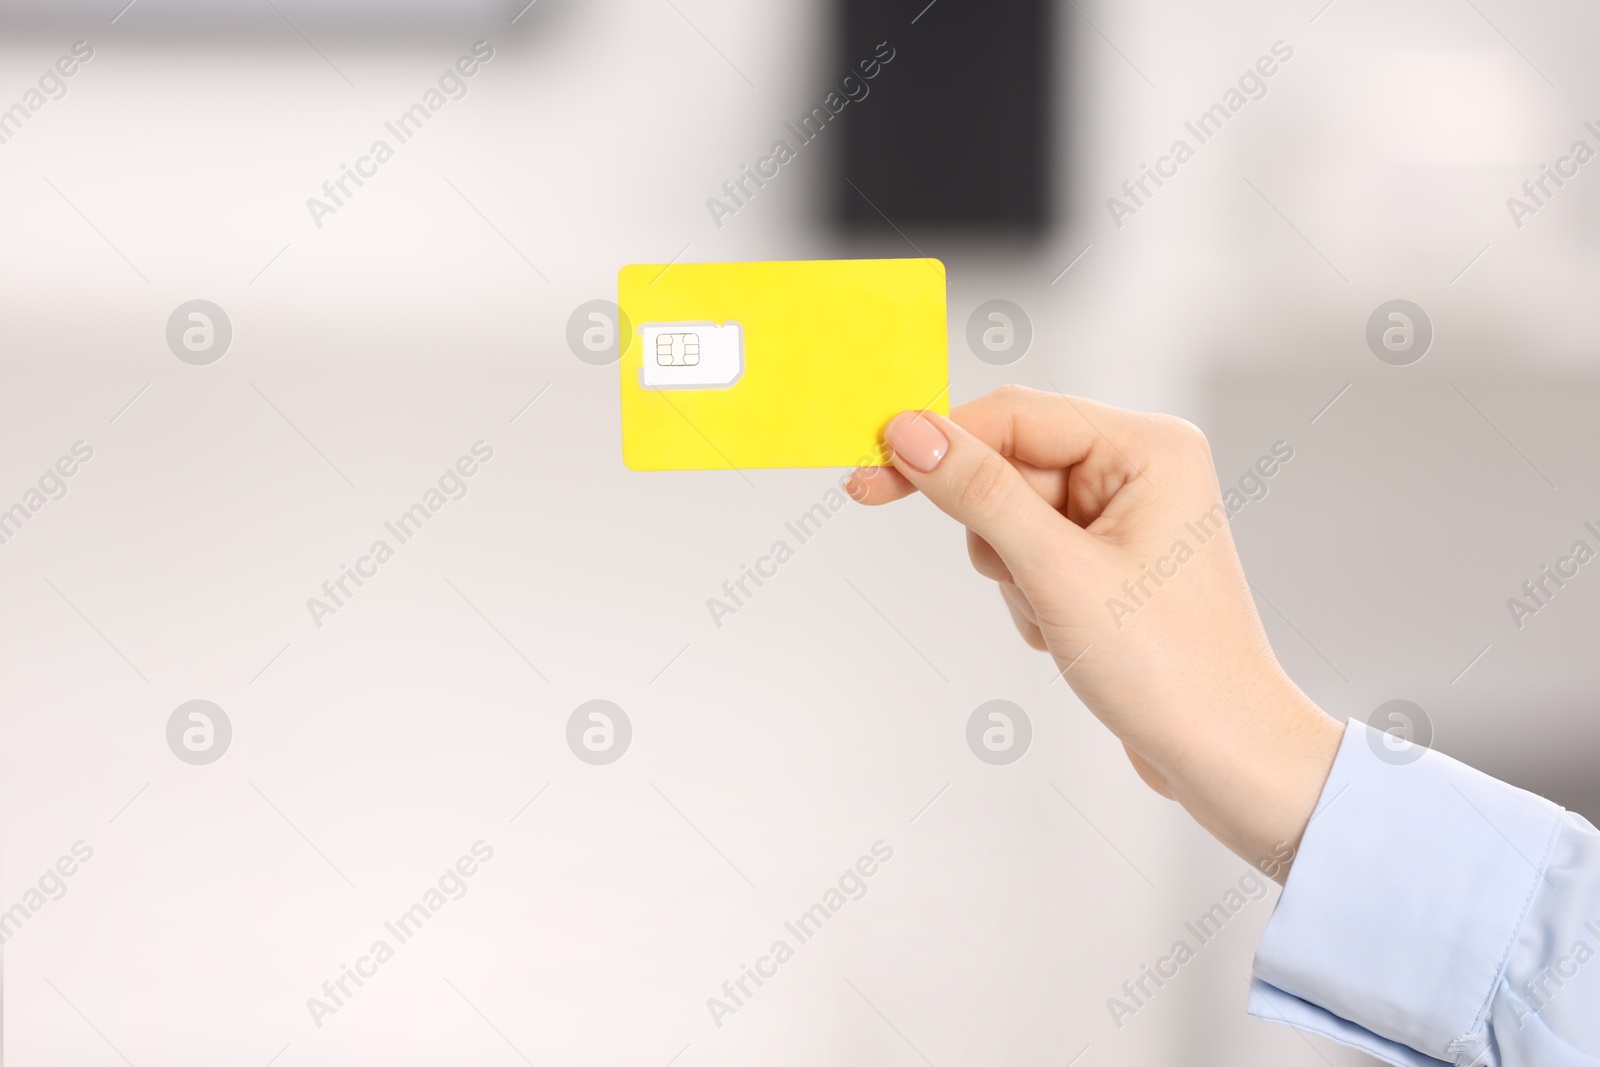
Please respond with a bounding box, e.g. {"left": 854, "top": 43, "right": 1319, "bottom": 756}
{"left": 884, "top": 412, "right": 947, "bottom": 472}
{"left": 844, "top": 473, "right": 867, "bottom": 501}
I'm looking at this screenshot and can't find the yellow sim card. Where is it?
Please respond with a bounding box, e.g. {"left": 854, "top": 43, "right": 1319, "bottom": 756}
{"left": 617, "top": 258, "right": 948, "bottom": 471}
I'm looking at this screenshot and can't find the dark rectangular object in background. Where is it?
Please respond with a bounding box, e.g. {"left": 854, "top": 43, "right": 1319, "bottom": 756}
{"left": 837, "top": 0, "right": 1054, "bottom": 232}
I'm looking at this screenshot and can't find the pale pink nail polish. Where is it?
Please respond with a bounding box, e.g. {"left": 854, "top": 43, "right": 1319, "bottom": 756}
{"left": 884, "top": 412, "right": 948, "bottom": 472}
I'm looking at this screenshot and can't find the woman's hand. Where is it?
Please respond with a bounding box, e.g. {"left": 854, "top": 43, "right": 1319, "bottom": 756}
{"left": 847, "top": 386, "right": 1343, "bottom": 880}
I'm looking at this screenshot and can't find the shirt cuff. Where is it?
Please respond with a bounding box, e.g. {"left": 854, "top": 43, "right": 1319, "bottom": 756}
{"left": 1247, "top": 717, "right": 1566, "bottom": 1064}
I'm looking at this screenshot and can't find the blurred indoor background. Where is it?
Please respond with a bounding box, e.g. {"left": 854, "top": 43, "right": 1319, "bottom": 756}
{"left": 3, "top": 0, "right": 1598, "bottom": 1064}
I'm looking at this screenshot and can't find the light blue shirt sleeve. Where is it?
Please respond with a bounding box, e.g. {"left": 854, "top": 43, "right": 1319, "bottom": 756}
{"left": 1247, "top": 718, "right": 1600, "bottom": 1067}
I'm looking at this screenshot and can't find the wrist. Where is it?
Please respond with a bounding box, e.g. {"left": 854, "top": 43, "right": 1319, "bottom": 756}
{"left": 1152, "top": 674, "right": 1344, "bottom": 882}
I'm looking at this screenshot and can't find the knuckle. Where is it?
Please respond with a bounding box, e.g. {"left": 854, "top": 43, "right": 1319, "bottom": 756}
{"left": 967, "top": 534, "right": 1012, "bottom": 582}
{"left": 990, "top": 382, "right": 1036, "bottom": 404}
{"left": 1157, "top": 415, "right": 1212, "bottom": 455}
{"left": 964, "top": 530, "right": 989, "bottom": 567}
{"left": 957, "top": 452, "right": 1014, "bottom": 517}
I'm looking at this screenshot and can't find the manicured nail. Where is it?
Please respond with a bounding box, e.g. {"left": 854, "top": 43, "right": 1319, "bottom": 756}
{"left": 884, "top": 412, "right": 947, "bottom": 472}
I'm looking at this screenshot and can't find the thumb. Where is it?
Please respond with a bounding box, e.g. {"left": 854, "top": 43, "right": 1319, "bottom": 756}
{"left": 883, "top": 410, "right": 1092, "bottom": 582}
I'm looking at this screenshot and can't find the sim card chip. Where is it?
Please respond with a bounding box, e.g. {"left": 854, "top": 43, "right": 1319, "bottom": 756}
{"left": 638, "top": 321, "right": 743, "bottom": 389}
{"left": 655, "top": 332, "right": 701, "bottom": 366}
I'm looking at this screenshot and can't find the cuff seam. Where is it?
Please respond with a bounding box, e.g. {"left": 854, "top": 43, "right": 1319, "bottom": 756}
{"left": 1250, "top": 990, "right": 1427, "bottom": 1067}
{"left": 1459, "top": 805, "right": 1566, "bottom": 1046}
